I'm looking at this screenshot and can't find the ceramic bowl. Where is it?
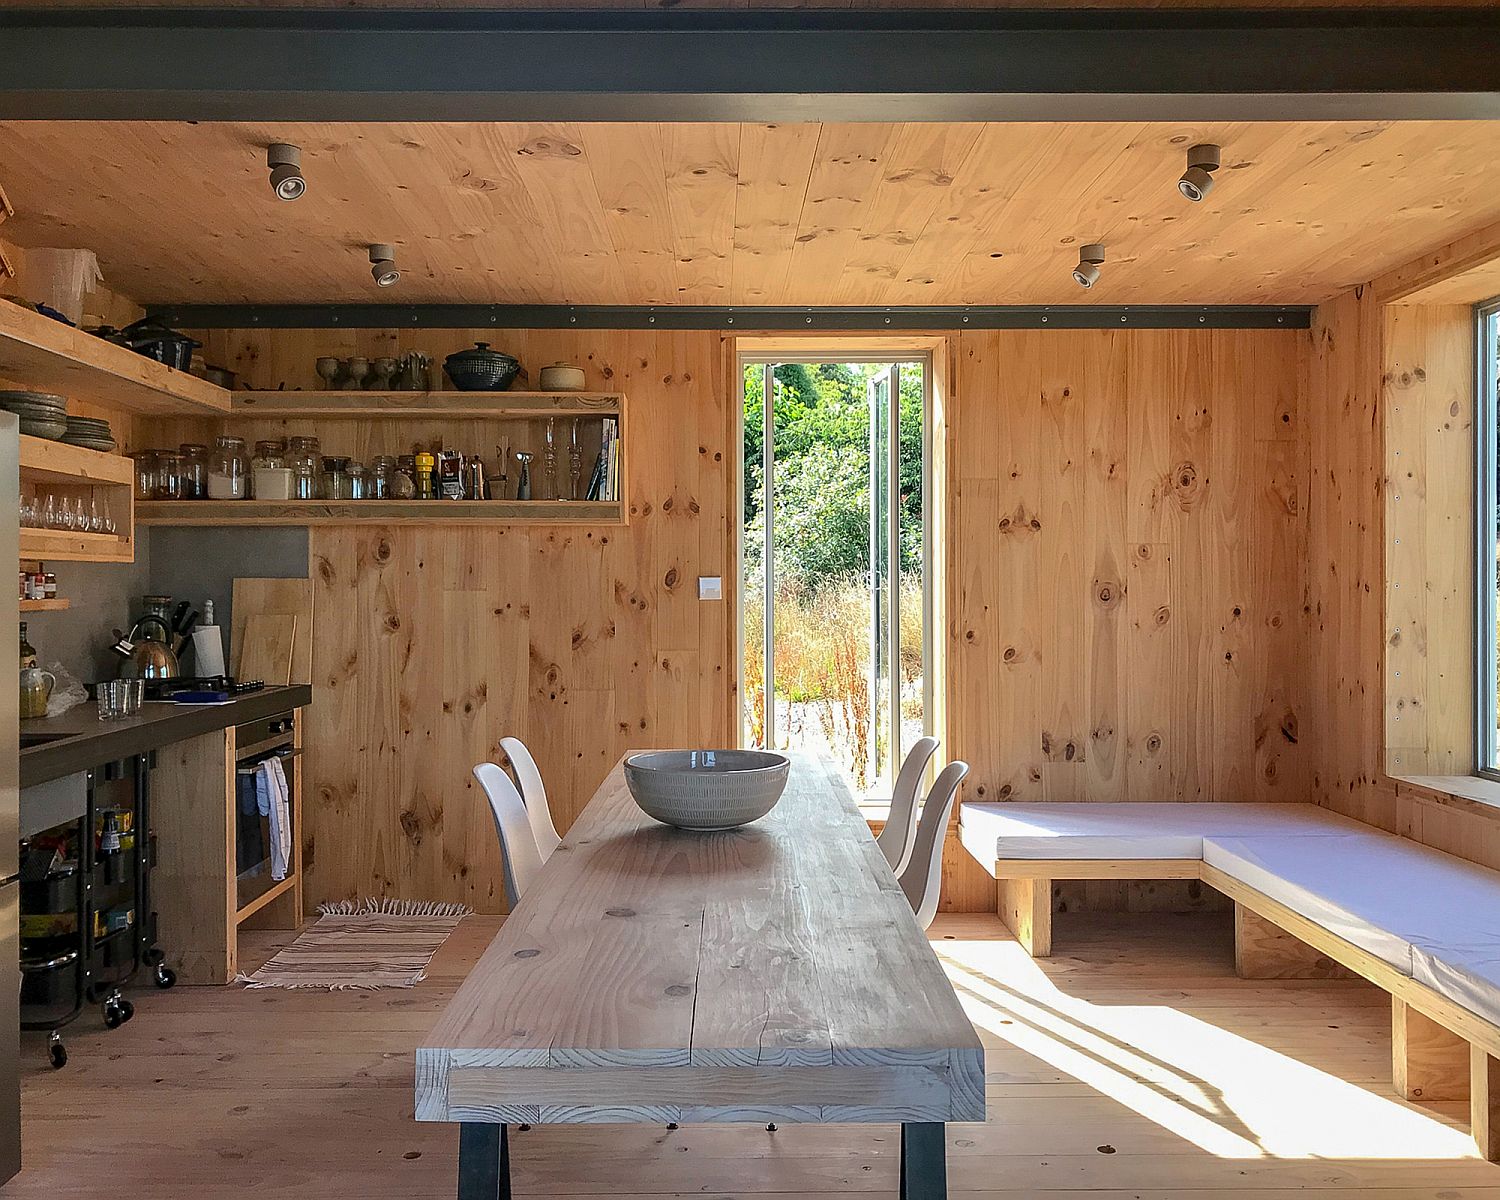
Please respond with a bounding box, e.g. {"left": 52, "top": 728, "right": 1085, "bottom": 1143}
{"left": 623, "top": 749, "right": 790, "bottom": 831}
{"left": 539, "top": 362, "right": 586, "bottom": 391}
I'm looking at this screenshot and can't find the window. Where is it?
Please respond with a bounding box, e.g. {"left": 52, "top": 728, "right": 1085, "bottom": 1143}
{"left": 1480, "top": 301, "right": 1500, "bottom": 778}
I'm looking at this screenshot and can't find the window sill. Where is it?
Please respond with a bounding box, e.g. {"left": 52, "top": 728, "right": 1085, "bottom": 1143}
{"left": 1390, "top": 773, "right": 1500, "bottom": 813}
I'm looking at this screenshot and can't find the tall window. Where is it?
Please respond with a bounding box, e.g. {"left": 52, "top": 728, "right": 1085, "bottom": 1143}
{"left": 740, "top": 356, "right": 932, "bottom": 801}
{"left": 1480, "top": 302, "right": 1500, "bottom": 777}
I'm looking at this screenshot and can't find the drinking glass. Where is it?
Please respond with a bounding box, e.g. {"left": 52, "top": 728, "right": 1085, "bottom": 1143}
{"left": 96, "top": 680, "right": 128, "bottom": 721}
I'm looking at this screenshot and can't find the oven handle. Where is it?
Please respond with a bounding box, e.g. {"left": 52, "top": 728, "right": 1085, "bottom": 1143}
{"left": 236, "top": 747, "right": 303, "bottom": 773}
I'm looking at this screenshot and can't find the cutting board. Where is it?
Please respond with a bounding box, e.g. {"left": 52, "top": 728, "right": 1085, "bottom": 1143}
{"left": 236, "top": 614, "right": 298, "bottom": 686}
{"left": 232, "top": 577, "right": 314, "bottom": 685}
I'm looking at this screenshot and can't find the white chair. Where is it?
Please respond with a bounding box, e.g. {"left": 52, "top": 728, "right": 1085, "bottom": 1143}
{"left": 473, "top": 763, "right": 545, "bottom": 909}
{"left": 875, "top": 736, "right": 939, "bottom": 878}
{"left": 500, "top": 736, "right": 563, "bottom": 862}
{"left": 897, "top": 760, "right": 969, "bottom": 930}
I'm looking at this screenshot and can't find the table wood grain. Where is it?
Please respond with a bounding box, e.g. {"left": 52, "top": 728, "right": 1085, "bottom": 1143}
{"left": 417, "top": 752, "right": 985, "bottom": 1125}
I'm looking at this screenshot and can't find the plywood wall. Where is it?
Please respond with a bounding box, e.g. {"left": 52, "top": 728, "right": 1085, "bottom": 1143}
{"left": 948, "top": 327, "right": 1310, "bottom": 809}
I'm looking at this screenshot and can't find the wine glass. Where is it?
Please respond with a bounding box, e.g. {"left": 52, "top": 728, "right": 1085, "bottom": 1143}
{"left": 542, "top": 419, "right": 559, "bottom": 500}
{"left": 88, "top": 495, "right": 106, "bottom": 533}
{"left": 568, "top": 419, "right": 583, "bottom": 500}
{"left": 315, "top": 356, "right": 341, "bottom": 390}
{"left": 41, "top": 493, "right": 58, "bottom": 530}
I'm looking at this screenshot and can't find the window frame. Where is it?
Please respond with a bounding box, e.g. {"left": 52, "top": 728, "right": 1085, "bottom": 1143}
{"left": 1475, "top": 299, "right": 1500, "bottom": 781}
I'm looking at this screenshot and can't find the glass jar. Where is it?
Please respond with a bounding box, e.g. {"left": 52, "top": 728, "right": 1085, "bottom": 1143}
{"left": 207, "top": 436, "right": 249, "bottom": 500}
{"left": 155, "top": 450, "right": 184, "bottom": 501}
{"left": 177, "top": 443, "right": 208, "bottom": 499}
{"left": 395, "top": 454, "right": 418, "bottom": 500}
{"left": 370, "top": 455, "right": 397, "bottom": 500}
{"left": 288, "top": 436, "right": 322, "bottom": 500}
{"left": 251, "top": 440, "right": 292, "bottom": 501}
{"left": 347, "top": 462, "right": 371, "bottom": 500}
{"left": 130, "top": 450, "right": 160, "bottom": 501}
{"left": 321, "top": 456, "right": 352, "bottom": 501}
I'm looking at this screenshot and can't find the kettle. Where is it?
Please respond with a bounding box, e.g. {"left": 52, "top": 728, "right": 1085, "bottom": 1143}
{"left": 20, "top": 667, "right": 56, "bottom": 720}
{"left": 113, "top": 601, "right": 180, "bottom": 680}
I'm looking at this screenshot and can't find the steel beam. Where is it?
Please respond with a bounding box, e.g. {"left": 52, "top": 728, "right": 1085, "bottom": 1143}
{"left": 148, "top": 304, "right": 1312, "bottom": 331}
{"left": 1, "top": 9, "right": 1499, "bottom": 122}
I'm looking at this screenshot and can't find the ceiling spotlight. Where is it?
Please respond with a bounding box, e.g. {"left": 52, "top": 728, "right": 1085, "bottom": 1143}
{"left": 1177, "top": 143, "right": 1221, "bottom": 202}
{"left": 1072, "top": 243, "right": 1105, "bottom": 290}
{"left": 267, "top": 143, "right": 306, "bottom": 202}
{"left": 369, "top": 244, "right": 400, "bottom": 288}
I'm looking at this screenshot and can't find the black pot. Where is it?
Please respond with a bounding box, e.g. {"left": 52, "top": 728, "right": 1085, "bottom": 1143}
{"left": 444, "top": 342, "right": 521, "bottom": 392}
{"left": 121, "top": 317, "right": 200, "bottom": 372}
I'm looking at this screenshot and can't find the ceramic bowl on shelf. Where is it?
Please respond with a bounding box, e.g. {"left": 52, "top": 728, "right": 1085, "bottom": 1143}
{"left": 623, "top": 749, "right": 790, "bottom": 831}
{"left": 539, "top": 362, "right": 586, "bottom": 391}
{"left": 443, "top": 342, "right": 521, "bottom": 391}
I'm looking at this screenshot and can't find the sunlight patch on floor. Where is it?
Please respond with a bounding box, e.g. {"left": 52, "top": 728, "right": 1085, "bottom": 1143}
{"left": 935, "top": 934, "right": 1478, "bottom": 1162}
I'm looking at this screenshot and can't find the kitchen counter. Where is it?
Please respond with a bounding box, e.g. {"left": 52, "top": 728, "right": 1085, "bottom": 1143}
{"left": 19, "top": 685, "right": 312, "bottom": 788}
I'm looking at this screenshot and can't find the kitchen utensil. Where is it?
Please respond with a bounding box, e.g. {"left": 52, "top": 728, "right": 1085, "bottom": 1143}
{"left": 539, "top": 361, "right": 586, "bottom": 391}
{"left": 120, "top": 316, "right": 199, "bottom": 371}
{"left": 443, "top": 342, "right": 521, "bottom": 391}
{"left": 623, "top": 749, "right": 791, "bottom": 830}
{"left": 514, "top": 450, "right": 533, "bottom": 500}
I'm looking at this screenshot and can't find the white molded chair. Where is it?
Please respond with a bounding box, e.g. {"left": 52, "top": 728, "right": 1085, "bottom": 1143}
{"left": 500, "top": 736, "right": 563, "bottom": 863}
{"left": 875, "top": 736, "right": 939, "bottom": 878}
{"left": 473, "top": 763, "right": 545, "bottom": 908}
{"left": 897, "top": 760, "right": 970, "bottom": 930}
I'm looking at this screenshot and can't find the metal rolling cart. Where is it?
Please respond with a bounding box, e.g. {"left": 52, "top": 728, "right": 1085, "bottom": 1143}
{"left": 19, "top": 754, "right": 174, "bottom": 1068}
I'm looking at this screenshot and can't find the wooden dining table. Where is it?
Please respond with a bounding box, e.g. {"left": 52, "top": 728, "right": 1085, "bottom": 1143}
{"left": 416, "top": 750, "right": 985, "bottom": 1199}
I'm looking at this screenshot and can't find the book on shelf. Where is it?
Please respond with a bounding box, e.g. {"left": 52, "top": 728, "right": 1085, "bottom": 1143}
{"left": 586, "top": 417, "right": 620, "bottom": 502}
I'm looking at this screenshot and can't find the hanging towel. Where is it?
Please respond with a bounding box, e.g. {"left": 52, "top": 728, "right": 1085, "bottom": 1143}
{"left": 254, "top": 761, "right": 289, "bottom": 882}
{"left": 268, "top": 755, "right": 293, "bottom": 881}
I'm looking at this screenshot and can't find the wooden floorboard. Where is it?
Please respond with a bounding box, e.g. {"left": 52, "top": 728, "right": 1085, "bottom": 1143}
{"left": 10, "top": 911, "right": 1500, "bottom": 1198}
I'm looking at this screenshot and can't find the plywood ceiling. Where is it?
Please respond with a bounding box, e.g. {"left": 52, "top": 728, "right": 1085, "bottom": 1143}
{"left": 2, "top": 120, "right": 1499, "bottom": 307}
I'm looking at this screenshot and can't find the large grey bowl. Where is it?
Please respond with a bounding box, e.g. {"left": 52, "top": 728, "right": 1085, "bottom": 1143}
{"left": 624, "top": 750, "right": 790, "bottom": 830}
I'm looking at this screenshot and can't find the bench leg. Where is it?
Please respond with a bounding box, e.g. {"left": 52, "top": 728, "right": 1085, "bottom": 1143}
{"left": 1392, "top": 998, "right": 1470, "bottom": 1103}
{"left": 1234, "top": 903, "right": 1350, "bottom": 980}
{"left": 1474, "top": 1045, "right": 1500, "bottom": 1162}
{"left": 458, "top": 1123, "right": 510, "bottom": 1200}
{"left": 900, "top": 1121, "right": 947, "bottom": 1200}
{"left": 997, "top": 877, "right": 1051, "bottom": 957}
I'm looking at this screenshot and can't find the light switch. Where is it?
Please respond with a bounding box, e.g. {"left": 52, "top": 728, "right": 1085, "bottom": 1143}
{"left": 698, "top": 576, "right": 723, "bottom": 601}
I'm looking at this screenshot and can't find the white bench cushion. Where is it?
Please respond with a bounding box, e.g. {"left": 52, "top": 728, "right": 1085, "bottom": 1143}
{"left": 961, "top": 801, "right": 1361, "bottom": 863}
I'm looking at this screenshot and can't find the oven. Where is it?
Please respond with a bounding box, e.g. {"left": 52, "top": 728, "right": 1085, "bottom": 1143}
{"left": 233, "top": 712, "right": 299, "bottom": 912}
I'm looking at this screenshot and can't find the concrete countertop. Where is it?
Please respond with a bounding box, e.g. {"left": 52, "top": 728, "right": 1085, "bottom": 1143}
{"left": 20, "top": 684, "right": 313, "bottom": 788}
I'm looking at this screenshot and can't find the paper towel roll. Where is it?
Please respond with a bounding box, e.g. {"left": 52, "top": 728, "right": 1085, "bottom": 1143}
{"left": 192, "top": 625, "right": 226, "bottom": 677}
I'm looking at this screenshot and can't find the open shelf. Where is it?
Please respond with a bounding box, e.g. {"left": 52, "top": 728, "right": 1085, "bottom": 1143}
{"left": 19, "top": 597, "right": 69, "bottom": 612}
{"left": 0, "top": 299, "right": 230, "bottom": 416}
{"left": 135, "top": 499, "right": 626, "bottom": 527}
{"left": 18, "top": 434, "right": 135, "bottom": 562}
{"left": 20, "top": 435, "right": 133, "bottom": 487}
{"left": 20, "top": 526, "right": 133, "bottom": 563}
{"left": 229, "top": 390, "right": 623, "bottom": 419}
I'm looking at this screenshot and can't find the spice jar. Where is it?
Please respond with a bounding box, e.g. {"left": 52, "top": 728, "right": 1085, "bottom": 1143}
{"left": 347, "top": 462, "right": 371, "bottom": 500}
{"left": 177, "top": 443, "right": 208, "bottom": 499}
{"left": 251, "top": 439, "right": 292, "bottom": 501}
{"left": 395, "top": 454, "right": 418, "bottom": 500}
{"left": 155, "top": 450, "right": 184, "bottom": 501}
{"left": 370, "top": 455, "right": 397, "bottom": 500}
{"left": 414, "top": 451, "right": 436, "bottom": 500}
{"left": 321, "top": 456, "right": 352, "bottom": 501}
{"left": 207, "top": 436, "right": 249, "bottom": 500}
{"left": 288, "top": 436, "right": 322, "bottom": 500}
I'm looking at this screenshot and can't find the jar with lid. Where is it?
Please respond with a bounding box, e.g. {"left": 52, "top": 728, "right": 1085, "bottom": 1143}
{"left": 370, "top": 455, "right": 397, "bottom": 500}
{"left": 177, "top": 443, "right": 208, "bottom": 499}
{"left": 155, "top": 450, "right": 184, "bottom": 501}
{"left": 130, "top": 450, "right": 160, "bottom": 501}
{"left": 207, "top": 436, "right": 249, "bottom": 500}
{"left": 321, "top": 456, "right": 352, "bottom": 501}
{"left": 347, "top": 462, "right": 371, "bottom": 500}
{"left": 414, "top": 452, "right": 436, "bottom": 500}
{"left": 288, "top": 436, "right": 322, "bottom": 500}
{"left": 251, "top": 440, "right": 292, "bottom": 501}
{"left": 394, "top": 454, "right": 418, "bottom": 500}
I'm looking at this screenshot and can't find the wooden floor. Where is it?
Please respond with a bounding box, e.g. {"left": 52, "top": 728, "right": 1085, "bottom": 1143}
{"left": 11, "top": 912, "right": 1500, "bottom": 1198}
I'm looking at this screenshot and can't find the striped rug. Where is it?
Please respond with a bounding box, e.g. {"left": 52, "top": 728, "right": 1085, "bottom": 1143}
{"left": 240, "top": 898, "right": 473, "bottom": 990}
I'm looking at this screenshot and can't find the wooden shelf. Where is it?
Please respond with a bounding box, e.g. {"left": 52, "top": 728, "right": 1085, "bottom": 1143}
{"left": 135, "top": 499, "right": 626, "bottom": 527}
{"left": 236, "top": 875, "right": 297, "bottom": 925}
{"left": 0, "top": 299, "right": 229, "bottom": 416}
{"left": 229, "top": 391, "right": 623, "bottom": 419}
{"left": 20, "top": 526, "right": 133, "bottom": 563}
{"left": 19, "top": 597, "right": 69, "bottom": 612}
{"left": 20, "top": 435, "right": 133, "bottom": 487}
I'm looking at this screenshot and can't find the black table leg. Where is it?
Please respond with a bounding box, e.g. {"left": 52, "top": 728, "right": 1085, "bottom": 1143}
{"left": 458, "top": 1123, "right": 510, "bottom": 1200}
{"left": 900, "top": 1122, "right": 946, "bottom": 1200}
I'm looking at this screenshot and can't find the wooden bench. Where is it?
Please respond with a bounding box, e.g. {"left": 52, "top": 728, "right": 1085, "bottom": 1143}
{"left": 959, "top": 801, "right": 1500, "bottom": 1162}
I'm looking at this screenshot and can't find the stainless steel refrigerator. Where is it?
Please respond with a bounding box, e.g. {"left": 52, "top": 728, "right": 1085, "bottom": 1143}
{"left": 2, "top": 412, "right": 21, "bottom": 1184}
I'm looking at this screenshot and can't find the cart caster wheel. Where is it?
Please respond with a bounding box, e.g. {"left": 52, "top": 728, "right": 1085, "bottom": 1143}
{"left": 154, "top": 964, "right": 176, "bottom": 989}
{"left": 47, "top": 1034, "right": 66, "bottom": 1070}
{"left": 117, "top": 999, "right": 135, "bottom": 1024}
{"left": 103, "top": 1003, "right": 122, "bottom": 1030}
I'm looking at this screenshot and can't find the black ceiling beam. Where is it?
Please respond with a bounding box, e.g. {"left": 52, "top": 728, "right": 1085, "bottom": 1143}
{"left": 147, "top": 304, "right": 1313, "bottom": 331}
{"left": 2, "top": 8, "right": 1500, "bottom": 122}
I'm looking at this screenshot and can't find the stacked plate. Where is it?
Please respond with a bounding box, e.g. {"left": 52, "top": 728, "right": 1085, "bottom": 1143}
{"left": 61, "top": 415, "right": 116, "bottom": 452}
{"left": 0, "top": 391, "right": 68, "bottom": 440}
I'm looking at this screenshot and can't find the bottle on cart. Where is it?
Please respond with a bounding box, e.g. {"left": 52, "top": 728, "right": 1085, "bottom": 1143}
{"left": 20, "top": 622, "right": 37, "bottom": 670}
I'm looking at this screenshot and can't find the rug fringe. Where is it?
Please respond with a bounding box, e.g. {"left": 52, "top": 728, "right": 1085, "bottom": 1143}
{"left": 317, "top": 897, "right": 474, "bottom": 919}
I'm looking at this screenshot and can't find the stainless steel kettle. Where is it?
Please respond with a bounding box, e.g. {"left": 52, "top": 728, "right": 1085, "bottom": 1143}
{"left": 116, "top": 610, "right": 180, "bottom": 680}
